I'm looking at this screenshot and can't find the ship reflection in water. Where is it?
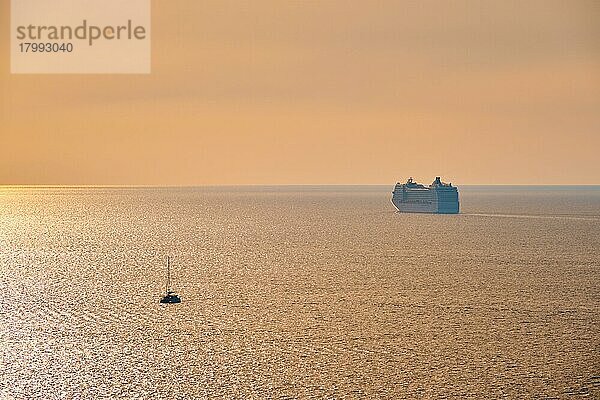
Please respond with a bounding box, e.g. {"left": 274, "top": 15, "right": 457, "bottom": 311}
{"left": 392, "top": 176, "right": 460, "bottom": 214}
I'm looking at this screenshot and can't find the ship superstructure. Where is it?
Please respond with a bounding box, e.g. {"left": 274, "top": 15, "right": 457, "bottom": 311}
{"left": 391, "top": 177, "right": 459, "bottom": 214}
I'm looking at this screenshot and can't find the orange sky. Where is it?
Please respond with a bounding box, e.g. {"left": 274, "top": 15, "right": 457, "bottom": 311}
{"left": 1, "top": 0, "right": 599, "bottom": 185}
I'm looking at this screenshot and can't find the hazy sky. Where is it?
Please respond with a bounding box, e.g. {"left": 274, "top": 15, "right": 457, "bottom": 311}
{"left": 1, "top": 0, "right": 599, "bottom": 184}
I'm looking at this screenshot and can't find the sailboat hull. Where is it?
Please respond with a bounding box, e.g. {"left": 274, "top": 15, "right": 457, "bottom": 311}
{"left": 159, "top": 294, "right": 181, "bottom": 304}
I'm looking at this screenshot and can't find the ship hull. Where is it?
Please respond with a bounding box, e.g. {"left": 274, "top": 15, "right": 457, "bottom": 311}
{"left": 391, "top": 197, "right": 459, "bottom": 214}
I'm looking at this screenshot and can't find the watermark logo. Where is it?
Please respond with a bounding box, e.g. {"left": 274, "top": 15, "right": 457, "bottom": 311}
{"left": 11, "top": 0, "right": 151, "bottom": 74}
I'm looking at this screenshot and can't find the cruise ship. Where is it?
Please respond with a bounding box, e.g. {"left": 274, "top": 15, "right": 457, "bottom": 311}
{"left": 391, "top": 177, "right": 459, "bottom": 214}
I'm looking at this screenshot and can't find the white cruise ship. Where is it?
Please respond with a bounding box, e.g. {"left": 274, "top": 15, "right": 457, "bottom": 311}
{"left": 391, "top": 177, "right": 459, "bottom": 214}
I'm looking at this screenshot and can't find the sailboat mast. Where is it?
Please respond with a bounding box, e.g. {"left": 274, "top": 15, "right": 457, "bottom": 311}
{"left": 166, "top": 256, "right": 170, "bottom": 293}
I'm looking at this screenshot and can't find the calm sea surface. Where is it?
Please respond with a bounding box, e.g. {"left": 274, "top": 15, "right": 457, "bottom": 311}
{"left": 1, "top": 186, "right": 599, "bottom": 399}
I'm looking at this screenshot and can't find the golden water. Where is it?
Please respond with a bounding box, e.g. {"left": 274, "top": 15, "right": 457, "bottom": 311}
{"left": 1, "top": 186, "right": 598, "bottom": 398}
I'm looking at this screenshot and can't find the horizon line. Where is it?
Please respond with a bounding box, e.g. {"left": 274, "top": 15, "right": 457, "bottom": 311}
{"left": 1, "top": 183, "right": 600, "bottom": 188}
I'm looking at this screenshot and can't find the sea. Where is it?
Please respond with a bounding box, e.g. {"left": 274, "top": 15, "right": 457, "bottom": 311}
{"left": 0, "top": 185, "right": 598, "bottom": 399}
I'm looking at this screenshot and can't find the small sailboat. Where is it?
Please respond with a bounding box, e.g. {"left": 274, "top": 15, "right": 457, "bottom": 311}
{"left": 159, "top": 256, "right": 181, "bottom": 304}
